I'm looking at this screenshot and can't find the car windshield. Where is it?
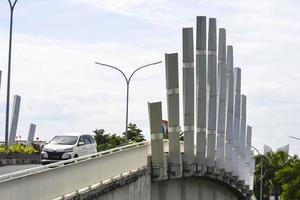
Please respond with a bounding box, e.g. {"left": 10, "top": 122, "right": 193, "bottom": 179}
{"left": 50, "top": 136, "right": 78, "bottom": 145}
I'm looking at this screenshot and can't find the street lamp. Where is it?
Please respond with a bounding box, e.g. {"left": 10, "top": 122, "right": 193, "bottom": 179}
{"left": 95, "top": 61, "right": 162, "bottom": 139}
{"left": 251, "top": 145, "right": 263, "bottom": 200}
{"left": 5, "top": 0, "right": 18, "bottom": 147}
{"left": 289, "top": 136, "right": 300, "bottom": 141}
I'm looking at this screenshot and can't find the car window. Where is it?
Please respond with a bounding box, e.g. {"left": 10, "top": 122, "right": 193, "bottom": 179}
{"left": 50, "top": 136, "right": 78, "bottom": 145}
{"left": 79, "top": 136, "right": 85, "bottom": 144}
{"left": 88, "top": 135, "right": 95, "bottom": 144}
{"left": 83, "top": 136, "right": 91, "bottom": 144}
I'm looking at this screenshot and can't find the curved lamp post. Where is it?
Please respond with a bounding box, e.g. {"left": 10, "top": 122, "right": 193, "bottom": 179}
{"left": 251, "top": 145, "right": 263, "bottom": 200}
{"left": 289, "top": 136, "right": 300, "bottom": 141}
{"left": 5, "top": 0, "right": 18, "bottom": 147}
{"left": 95, "top": 61, "right": 162, "bottom": 139}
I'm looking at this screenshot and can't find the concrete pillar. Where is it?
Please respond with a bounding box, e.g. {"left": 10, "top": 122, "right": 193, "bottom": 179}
{"left": 8, "top": 95, "right": 21, "bottom": 145}
{"left": 224, "top": 46, "right": 234, "bottom": 173}
{"left": 216, "top": 28, "right": 226, "bottom": 170}
{"left": 26, "top": 123, "right": 36, "bottom": 145}
{"left": 249, "top": 156, "right": 255, "bottom": 190}
{"left": 232, "top": 67, "right": 241, "bottom": 177}
{"left": 196, "top": 16, "right": 207, "bottom": 172}
{"left": 165, "top": 53, "right": 181, "bottom": 178}
{"left": 244, "top": 125, "right": 252, "bottom": 186}
{"left": 182, "top": 27, "right": 195, "bottom": 175}
{"left": 207, "top": 18, "right": 217, "bottom": 169}
{"left": 148, "top": 102, "right": 165, "bottom": 180}
{"left": 238, "top": 95, "right": 247, "bottom": 181}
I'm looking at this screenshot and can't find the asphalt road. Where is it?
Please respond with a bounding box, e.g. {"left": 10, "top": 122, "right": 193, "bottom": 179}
{"left": 0, "top": 164, "right": 41, "bottom": 176}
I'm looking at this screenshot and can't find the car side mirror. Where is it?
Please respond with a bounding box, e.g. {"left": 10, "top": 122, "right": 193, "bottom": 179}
{"left": 78, "top": 141, "right": 84, "bottom": 146}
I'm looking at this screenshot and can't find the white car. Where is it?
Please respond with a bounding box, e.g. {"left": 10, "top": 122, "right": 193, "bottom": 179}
{"left": 41, "top": 133, "right": 97, "bottom": 165}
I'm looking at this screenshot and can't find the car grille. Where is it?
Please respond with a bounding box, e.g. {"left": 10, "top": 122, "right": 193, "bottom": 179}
{"left": 46, "top": 151, "right": 64, "bottom": 160}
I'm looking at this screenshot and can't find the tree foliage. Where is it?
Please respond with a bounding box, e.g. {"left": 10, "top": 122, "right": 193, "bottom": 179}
{"left": 125, "top": 123, "right": 145, "bottom": 143}
{"left": 93, "top": 123, "right": 145, "bottom": 152}
{"left": 254, "top": 151, "right": 300, "bottom": 200}
{"left": 275, "top": 156, "right": 300, "bottom": 200}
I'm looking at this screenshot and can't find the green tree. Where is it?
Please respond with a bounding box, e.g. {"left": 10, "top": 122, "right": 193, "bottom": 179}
{"left": 93, "top": 129, "right": 110, "bottom": 145}
{"left": 254, "top": 151, "right": 295, "bottom": 200}
{"left": 109, "top": 134, "right": 126, "bottom": 147}
{"left": 125, "top": 123, "right": 145, "bottom": 143}
{"left": 275, "top": 156, "right": 300, "bottom": 200}
{"left": 93, "top": 129, "right": 123, "bottom": 151}
{"left": 93, "top": 123, "right": 145, "bottom": 152}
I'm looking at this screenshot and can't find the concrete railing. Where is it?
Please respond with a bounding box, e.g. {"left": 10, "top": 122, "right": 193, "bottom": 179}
{"left": 0, "top": 141, "right": 150, "bottom": 200}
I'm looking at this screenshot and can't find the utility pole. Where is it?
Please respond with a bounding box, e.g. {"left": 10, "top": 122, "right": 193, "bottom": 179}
{"left": 5, "top": 0, "right": 19, "bottom": 147}
{"left": 95, "top": 61, "right": 161, "bottom": 139}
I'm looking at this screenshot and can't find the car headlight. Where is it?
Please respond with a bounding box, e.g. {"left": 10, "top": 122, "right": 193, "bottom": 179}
{"left": 64, "top": 148, "right": 73, "bottom": 153}
{"left": 41, "top": 152, "right": 48, "bottom": 159}
{"left": 42, "top": 148, "right": 49, "bottom": 152}
{"left": 62, "top": 154, "right": 72, "bottom": 159}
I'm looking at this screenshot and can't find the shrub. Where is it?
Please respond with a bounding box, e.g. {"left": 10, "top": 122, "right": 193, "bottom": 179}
{"left": 23, "top": 146, "right": 38, "bottom": 154}
{"left": 6, "top": 144, "right": 38, "bottom": 154}
{"left": 0, "top": 145, "right": 7, "bottom": 154}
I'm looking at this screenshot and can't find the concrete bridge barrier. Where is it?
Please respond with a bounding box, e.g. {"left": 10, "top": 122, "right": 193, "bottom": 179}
{"left": 0, "top": 142, "right": 150, "bottom": 200}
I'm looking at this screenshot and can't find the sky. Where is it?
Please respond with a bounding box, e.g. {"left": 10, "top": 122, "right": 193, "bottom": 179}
{"left": 0, "top": 0, "right": 299, "bottom": 155}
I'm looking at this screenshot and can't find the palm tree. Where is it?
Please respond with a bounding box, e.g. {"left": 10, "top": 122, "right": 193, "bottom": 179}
{"left": 254, "top": 151, "right": 293, "bottom": 200}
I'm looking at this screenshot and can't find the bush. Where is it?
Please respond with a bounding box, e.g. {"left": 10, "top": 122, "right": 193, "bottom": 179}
{"left": 23, "top": 146, "right": 38, "bottom": 154}
{"left": 2, "top": 144, "right": 38, "bottom": 155}
{"left": 31, "top": 143, "right": 43, "bottom": 153}
{"left": 0, "top": 145, "right": 7, "bottom": 154}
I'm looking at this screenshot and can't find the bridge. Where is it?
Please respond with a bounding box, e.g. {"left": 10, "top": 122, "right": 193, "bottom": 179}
{"left": 0, "top": 15, "right": 255, "bottom": 200}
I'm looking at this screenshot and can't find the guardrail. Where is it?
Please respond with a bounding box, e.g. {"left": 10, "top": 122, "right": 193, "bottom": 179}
{"left": 0, "top": 141, "right": 150, "bottom": 200}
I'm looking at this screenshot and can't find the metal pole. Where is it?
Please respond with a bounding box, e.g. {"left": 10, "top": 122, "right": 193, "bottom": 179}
{"left": 95, "top": 61, "right": 161, "bottom": 139}
{"left": 289, "top": 136, "right": 300, "bottom": 141}
{"left": 5, "top": 0, "right": 18, "bottom": 147}
{"left": 125, "top": 82, "right": 129, "bottom": 138}
{"left": 251, "top": 145, "right": 262, "bottom": 200}
{"left": 261, "top": 157, "right": 263, "bottom": 200}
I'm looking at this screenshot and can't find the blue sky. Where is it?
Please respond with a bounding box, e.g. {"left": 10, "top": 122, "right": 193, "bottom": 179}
{"left": 0, "top": 0, "right": 300, "bottom": 155}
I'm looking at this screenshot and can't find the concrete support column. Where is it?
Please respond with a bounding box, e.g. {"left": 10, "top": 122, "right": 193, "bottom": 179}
{"left": 148, "top": 101, "right": 165, "bottom": 180}
{"left": 26, "top": 123, "right": 36, "bottom": 146}
{"left": 165, "top": 53, "right": 182, "bottom": 178}
{"left": 238, "top": 95, "right": 247, "bottom": 181}
{"left": 224, "top": 46, "right": 234, "bottom": 173}
{"left": 196, "top": 16, "right": 207, "bottom": 172}
{"left": 8, "top": 95, "right": 21, "bottom": 145}
{"left": 207, "top": 18, "right": 217, "bottom": 169}
{"left": 250, "top": 156, "right": 255, "bottom": 190}
{"left": 216, "top": 28, "right": 226, "bottom": 170}
{"left": 182, "top": 27, "right": 195, "bottom": 176}
{"left": 244, "top": 125, "right": 252, "bottom": 186}
{"left": 232, "top": 67, "right": 241, "bottom": 178}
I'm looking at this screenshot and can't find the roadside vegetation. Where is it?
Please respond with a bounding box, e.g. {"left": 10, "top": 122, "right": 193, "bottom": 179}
{"left": 254, "top": 151, "right": 300, "bottom": 200}
{"left": 0, "top": 143, "right": 38, "bottom": 155}
{"left": 93, "top": 123, "right": 145, "bottom": 152}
